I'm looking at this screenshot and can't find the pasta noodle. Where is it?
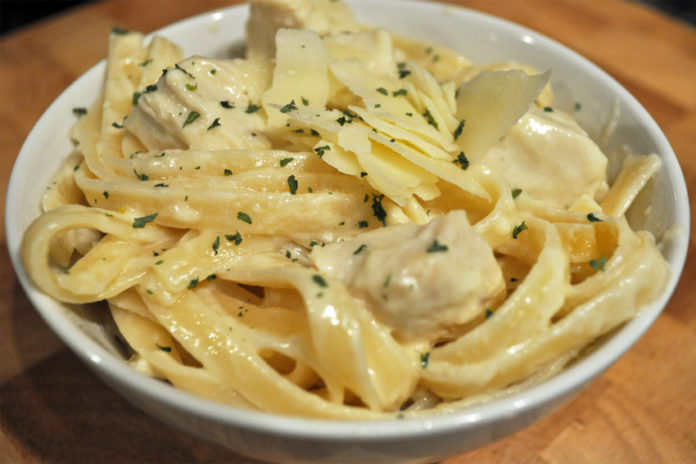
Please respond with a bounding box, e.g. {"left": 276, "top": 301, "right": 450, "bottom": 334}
{"left": 21, "top": 0, "right": 670, "bottom": 419}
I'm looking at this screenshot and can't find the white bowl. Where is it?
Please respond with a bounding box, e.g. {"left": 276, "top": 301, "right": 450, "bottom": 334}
{"left": 5, "top": 1, "right": 690, "bottom": 463}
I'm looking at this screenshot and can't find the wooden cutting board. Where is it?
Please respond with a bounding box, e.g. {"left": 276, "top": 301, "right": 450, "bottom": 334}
{"left": 1, "top": 1, "right": 694, "bottom": 462}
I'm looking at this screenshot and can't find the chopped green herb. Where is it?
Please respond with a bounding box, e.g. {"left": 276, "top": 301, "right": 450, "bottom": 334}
{"left": 336, "top": 116, "right": 351, "bottom": 126}
{"left": 224, "top": 168, "right": 232, "bottom": 176}
{"left": 511, "top": 188, "right": 522, "bottom": 199}
{"left": 420, "top": 352, "right": 430, "bottom": 369}
{"left": 72, "top": 107, "right": 87, "bottom": 117}
{"left": 139, "top": 58, "right": 152, "bottom": 67}
{"left": 587, "top": 212, "right": 603, "bottom": 222}
{"left": 309, "top": 240, "right": 318, "bottom": 247}
{"left": 155, "top": 343, "right": 172, "bottom": 352}
{"left": 145, "top": 84, "right": 157, "bottom": 93}
{"left": 422, "top": 108, "right": 438, "bottom": 128}
{"left": 360, "top": 171, "right": 367, "bottom": 178}
{"left": 371, "top": 194, "right": 387, "bottom": 226}
{"left": 485, "top": 308, "right": 493, "bottom": 319}
{"left": 301, "top": 96, "right": 309, "bottom": 106}
{"left": 212, "top": 236, "right": 220, "bottom": 255}
{"left": 111, "top": 26, "right": 129, "bottom": 35}
{"left": 220, "top": 100, "right": 234, "bottom": 109}
{"left": 453, "top": 119, "right": 465, "bottom": 140}
{"left": 207, "top": 274, "right": 217, "bottom": 281}
{"left": 183, "top": 111, "right": 200, "bottom": 128}
{"left": 133, "top": 169, "right": 148, "bottom": 181}
{"left": 358, "top": 220, "right": 368, "bottom": 228}
{"left": 427, "top": 239, "right": 448, "bottom": 253}
{"left": 398, "top": 69, "right": 411, "bottom": 79}
{"left": 102, "top": 191, "right": 109, "bottom": 199}
{"left": 312, "top": 274, "right": 328, "bottom": 288}
{"left": 112, "top": 121, "right": 124, "bottom": 129}
{"left": 153, "top": 182, "right": 168, "bottom": 188}
{"left": 280, "top": 157, "right": 293, "bottom": 167}
{"left": 174, "top": 63, "right": 194, "bottom": 78}
{"left": 209, "top": 68, "right": 217, "bottom": 75}
{"left": 453, "top": 152, "right": 469, "bottom": 170}
{"left": 512, "top": 221, "right": 528, "bottom": 239}
{"left": 185, "top": 83, "right": 198, "bottom": 91}
{"left": 187, "top": 278, "right": 199, "bottom": 289}
{"left": 132, "top": 212, "right": 158, "bottom": 228}
{"left": 245, "top": 104, "right": 260, "bottom": 113}
{"left": 314, "top": 145, "right": 330, "bottom": 158}
{"left": 590, "top": 256, "right": 607, "bottom": 271}
{"left": 225, "top": 232, "right": 243, "bottom": 245}
{"left": 376, "top": 87, "right": 388, "bottom": 95}
{"left": 237, "top": 211, "right": 252, "bottom": 224}
{"left": 207, "top": 118, "right": 221, "bottom": 130}
{"left": 279, "top": 99, "right": 298, "bottom": 113}
{"left": 392, "top": 88, "right": 407, "bottom": 97}
{"left": 353, "top": 244, "right": 367, "bottom": 255}
{"left": 543, "top": 106, "right": 554, "bottom": 112}
{"left": 132, "top": 91, "right": 142, "bottom": 106}
{"left": 309, "top": 129, "right": 320, "bottom": 136}
{"left": 574, "top": 102, "right": 582, "bottom": 111}
{"left": 287, "top": 174, "right": 298, "bottom": 194}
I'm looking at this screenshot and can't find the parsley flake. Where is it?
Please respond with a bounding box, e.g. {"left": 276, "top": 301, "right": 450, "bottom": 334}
{"left": 376, "top": 87, "right": 388, "bottom": 95}
{"left": 72, "top": 107, "right": 87, "bottom": 117}
{"left": 183, "top": 111, "right": 200, "bottom": 128}
{"left": 132, "top": 212, "right": 158, "bottom": 228}
{"left": 155, "top": 343, "right": 172, "bottom": 352}
{"left": 187, "top": 278, "right": 199, "bottom": 289}
{"left": 511, "top": 188, "right": 522, "bottom": 199}
{"left": 426, "top": 239, "right": 448, "bottom": 253}
{"left": 590, "top": 256, "right": 607, "bottom": 271}
{"left": 237, "top": 211, "right": 252, "bottom": 224}
{"left": 453, "top": 119, "right": 465, "bottom": 140}
{"left": 420, "top": 352, "right": 430, "bottom": 369}
{"left": 353, "top": 244, "right": 367, "bottom": 255}
{"left": 287, "top": 174, "right": 298, "bottom": 194}
{"left": 133, "top": 169, "right": 148, "bottom": 181}
{"left": 212, "top": 236, "right": 220, "bottom": 254}
{"left": 587, "top": 212, "right": 603, "bottom": 222}
{"left": 207, "top": 118, "right": 221, "bottom": 131}
{"left": 245, "top": 104, "right": 260, "bottom": 113}
{"left": 423, "top": 108, "right": 438, "bottom": 128}
{"left": 220, "top": 101, "right": 234, "bottom": 109}
{"left": 312, "top": 274, "right": 328, "bottom": 288}
{"left": 280, "top": 157, "right": 293, "bottom": 167}
{"left": 225, "top": 232, "right": 243, "bottom": 245}
{"left": 453, "top": 152, "right": 469, "bottom": 170}
{"left": 279, "top": 99, "right": 298, "bottom": 113}
{"left": 512, "top": 221, "right": 528, "bottom": 239}
{"left": 371, "top": 194, "right": 387, "bottom": 226}
{"left": 314, "top": 145, "right": 330, "bottom": 158}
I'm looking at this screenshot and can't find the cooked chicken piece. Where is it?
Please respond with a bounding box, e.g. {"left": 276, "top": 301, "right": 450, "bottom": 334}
{"left": 311, "top": 210, "right": 505, "bottom": 343}
{"left": 480, "top": 105, "right": 608, "bottom": 208}
{"left": 125, "top": 57, "right": 273, "bottom": 151}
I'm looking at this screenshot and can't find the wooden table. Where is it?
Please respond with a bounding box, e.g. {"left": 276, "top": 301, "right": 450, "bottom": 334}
{"left": 1, "top": 1, "right": 694, "bottom": 462}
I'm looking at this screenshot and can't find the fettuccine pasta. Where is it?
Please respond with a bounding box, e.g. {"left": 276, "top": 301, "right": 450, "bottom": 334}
{"left": 21, "top": 0, "right": 669, "bottom": 419}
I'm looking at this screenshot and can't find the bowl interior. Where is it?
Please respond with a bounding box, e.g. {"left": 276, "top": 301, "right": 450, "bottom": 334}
{"left": 5, "top": 0, "right": 690, "bottom": 442}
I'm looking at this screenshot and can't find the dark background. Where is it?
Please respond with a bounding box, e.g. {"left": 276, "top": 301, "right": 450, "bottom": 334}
{"left": 1, "top": 0, "right": 695, "bottom": 36}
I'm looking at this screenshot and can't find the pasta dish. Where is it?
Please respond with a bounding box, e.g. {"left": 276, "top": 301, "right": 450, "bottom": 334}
{"left": 21, "top": 0, "right": 670, "bottom": 419}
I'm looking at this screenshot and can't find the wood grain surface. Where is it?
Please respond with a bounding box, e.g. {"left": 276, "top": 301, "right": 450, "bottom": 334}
{"left": 1, "top": 1, "right": 694, "bottom": 463}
